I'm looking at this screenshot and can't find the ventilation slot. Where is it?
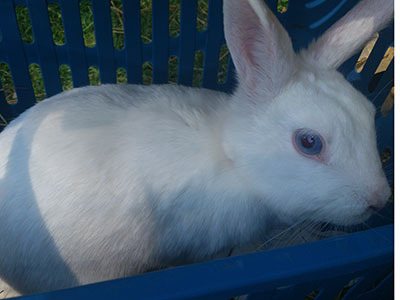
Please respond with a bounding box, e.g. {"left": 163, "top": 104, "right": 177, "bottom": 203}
{"left": 192, "top": 50, "right": 205, "bottom": 87}
{"left": 367, "top": 270, "right": 393, "bottom": 292}
{"left": 304, "top": 290, "right": 320, "bottom": 300}
{"left": 111, "top": 0, "right": 124, "bottom": 50}
{"left": 277, "top": 0, "right": 289, "bottom": 13}
{"left": 117, "top": 67, "right": 127, "bottom": 84}
{"left": 381, "top": 87, "right": 394, "bottom": 116}
{"left": 355, "top": 33, "right": 379, "bottom": 73}
{"left": 197, "top": 0, "right": 208, "bottom": 32}
{"left": 335, "top": 277, "right": 362, "bottom": 299}
{"left": 141, "top": 0, "right": 152, "bottom": 43}
{"left": 0, "top": 62, "right": 17, "bottom": 104}
{"left": 29, "top": 63, "right": 46, "bottom": 102}
{"left": 88, "top": 66, "right": 100, "bottom": 85}
{"left": 80, "top": 1, "right": 96, "bottom": 48}
{"left": 0, "top": 113, "right": 7, "bottom": 128}
{"left": 169, "top": 0, "right": 181, "bottom": 37}
{"left": 142, "top": 62, "right": 153, "bottom": 85}
{"left": 48, "top": 2, "right": 66, "bottom": 45}
{"left": 16, "top": 5, "right": 34, "bottom": 44}
{"left": 368, "top": 46, "right": 394, "bottom": 93}
{"left": 168, "top": 56, "right": 178, "bottom": 84}
{"left": 59, "top": 64, "right": 73, "bottom": 91}
{"left": 381, "top": 147, "right": 392, "bottom": 167}
{"left": 218, "top": 45, "right": 230, "bottom": 84}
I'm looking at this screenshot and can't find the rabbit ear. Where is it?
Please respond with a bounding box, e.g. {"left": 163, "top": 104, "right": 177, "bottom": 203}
{"left": 223, "top": 0, "right": 295, "bottom": 98}
{"left": 304, "top": 0, "right": 394, "bottom": 69}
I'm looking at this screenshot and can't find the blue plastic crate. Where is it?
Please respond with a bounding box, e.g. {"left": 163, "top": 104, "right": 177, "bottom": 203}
{"left": 0, "top": 0, "right": 393, "bottom": 299}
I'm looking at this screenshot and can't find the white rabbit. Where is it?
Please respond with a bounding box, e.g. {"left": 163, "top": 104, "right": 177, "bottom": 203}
{"left": 0, "top": 0, "right": 393, "bottom": 295}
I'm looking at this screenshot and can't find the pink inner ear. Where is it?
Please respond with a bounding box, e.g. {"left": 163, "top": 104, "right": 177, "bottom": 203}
{"left": 235, "top": 34, "right": 266, "bottom": 91}
{"left": 224, "top": 2, "right": 264, "bottom": 79}
{"left": 223, "top": 0, "right": 295, "bottom": 98}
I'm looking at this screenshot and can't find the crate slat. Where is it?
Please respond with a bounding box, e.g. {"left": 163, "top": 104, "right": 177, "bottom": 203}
{"left": 59, "top": 0, "right": 90, "bottom": 87}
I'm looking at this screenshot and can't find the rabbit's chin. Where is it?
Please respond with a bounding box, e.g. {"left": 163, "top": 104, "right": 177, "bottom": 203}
{"left": 285, "top": 195, "right": 380, "bottom": 227}
{"left": 313, "top": 208, "right": 374, "bottom": 227}
{"left": 273, "top": 207, "right": 374, "bottom": 229}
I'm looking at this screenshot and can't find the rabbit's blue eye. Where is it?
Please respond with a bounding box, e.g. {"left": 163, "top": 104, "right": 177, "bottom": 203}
{"left": 294, "top": 129, "right": 323, "bottom": 156}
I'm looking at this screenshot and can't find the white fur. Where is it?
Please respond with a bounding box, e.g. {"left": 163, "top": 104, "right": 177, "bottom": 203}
{"left": 0, "top": 0, "right": 392, "bottom": 294}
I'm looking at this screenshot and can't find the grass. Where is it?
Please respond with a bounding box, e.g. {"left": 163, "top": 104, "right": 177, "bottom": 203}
{"left": 277, "top": 0, "right": 289, "bottom": 13}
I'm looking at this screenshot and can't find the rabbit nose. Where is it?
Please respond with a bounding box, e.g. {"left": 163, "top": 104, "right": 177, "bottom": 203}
{"left": 367, "top": 184, "right": 391, "bottom": 211}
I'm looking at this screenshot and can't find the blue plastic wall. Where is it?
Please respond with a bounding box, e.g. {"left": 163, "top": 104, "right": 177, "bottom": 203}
{"left": 11, "top": 226, "right": 395, "bottom": 300}
{"left": 0, "top": 0, "right": 394, "bottom": 299}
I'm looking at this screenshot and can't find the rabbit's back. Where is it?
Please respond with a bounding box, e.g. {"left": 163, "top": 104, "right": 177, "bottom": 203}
{"left": 0, "top": 84, "right": 234, "bottom": 293}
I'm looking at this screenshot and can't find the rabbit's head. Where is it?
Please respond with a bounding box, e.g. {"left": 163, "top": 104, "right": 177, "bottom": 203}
{"left": 222, "top": 0, "right": 393, "bottom": 226}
